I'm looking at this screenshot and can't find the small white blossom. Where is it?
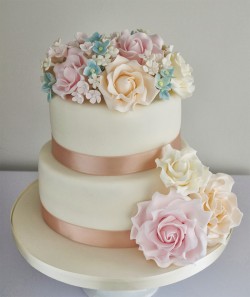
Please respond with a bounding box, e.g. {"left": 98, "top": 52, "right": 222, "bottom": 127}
{"left": 92, "top": 54, "right": 105, "bottom": 66}
{"left": 161, "top": 53, "right": 172, "bottom": 69}
{"left": 138, "top": 49, "right": 152, "bottom": 62}
{"left": 100, "top": 34, "right": 109, "bottom": 42}
{"left": 143, "top": 59, "right": 159, "bottom": 75}
{"left": 48, "top": 38, "right": 67, "bottom": 59}
{"left": 80, "top": 42, "right": 93, "bottom": 56}
{"left": 140, "top": 51, "right": 162, "bottom": 64}
{"left": 86, "top": 90, "right": 102, "bottom": 104}
{"left": 140, "top": 53, "right": 160, "bottom": 75}
{"left": 88, "top": 74, "right": 100, "bottom": 89}
{"left": 104, "top": 53, "right": 112, "bottom": 64}
{"left": 77, "top": 80, "right": 89, "bottom": 95}
{"left": 41, "top": 57, "right": 52, "bottom": 70}
{"left": 92, "top": 54, "right": 111, "bottom": 66}
{"left": 107, "top": 46, "right": 119, "bottom": 58}
{"left": 72, "top": 92, "right": 84, "bottom": 104}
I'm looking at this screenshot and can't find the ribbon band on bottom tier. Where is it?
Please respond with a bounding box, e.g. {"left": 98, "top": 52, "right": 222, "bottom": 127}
{"left": 41, "top": 204, "right": 137, "bottom": 248}
{"left": 52, "top": 134, "right": 181, "bottom": 175}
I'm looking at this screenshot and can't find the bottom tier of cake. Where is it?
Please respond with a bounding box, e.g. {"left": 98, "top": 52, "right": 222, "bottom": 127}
{"left": 11, "top": 181, "right": 230, "bottom": 291}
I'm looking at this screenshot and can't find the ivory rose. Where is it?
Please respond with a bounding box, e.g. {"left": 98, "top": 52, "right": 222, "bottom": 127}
{"left": 191, "top": 173, "right": 243, "bottom": 246}
{"left": 131, "top": 190, "right": 211, "bottom": 268}
{"left": 98, "top": 55, "right": 159, "bottom": 112}
{"left": 156, "top": 143, "right": 211, "bottom": 196}
{"left": 117, "top": 29, "right": 164, "bottom": 64}
{"left": 170, "top": 52, "right": 195, "bottom": 99}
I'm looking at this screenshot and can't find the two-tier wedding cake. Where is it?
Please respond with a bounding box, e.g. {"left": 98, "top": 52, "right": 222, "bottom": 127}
{"left": 40, "top": 29, "right": 242, "bottom": 269}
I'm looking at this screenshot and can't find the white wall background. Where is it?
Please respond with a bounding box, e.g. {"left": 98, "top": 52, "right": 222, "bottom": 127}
{"left": 0, "top": 0, "right": 249, "bottom": 174}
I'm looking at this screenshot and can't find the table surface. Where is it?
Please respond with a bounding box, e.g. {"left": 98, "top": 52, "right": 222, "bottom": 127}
{"left": 1, "top": 172, "right": 249, "bottom": 297}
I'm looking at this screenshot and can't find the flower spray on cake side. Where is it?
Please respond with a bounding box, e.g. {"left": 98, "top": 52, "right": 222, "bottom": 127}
{"left": 41, "top": 29, "right": 194, "bottom": 112}
{"left": 131, "top": 142, "right": 243, "bottom": 268}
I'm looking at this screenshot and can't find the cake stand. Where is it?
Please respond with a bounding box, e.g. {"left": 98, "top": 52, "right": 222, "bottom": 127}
{"left": 11, "top": 181, "right": 230, "bottom": 297}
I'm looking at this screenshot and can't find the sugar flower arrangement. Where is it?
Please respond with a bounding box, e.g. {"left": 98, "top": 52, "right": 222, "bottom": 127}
{"left": 41, "top": 29, "right": 195, "bottom": 112}
{"left": 131, "top": 143, "right": 243, "bottom": 268}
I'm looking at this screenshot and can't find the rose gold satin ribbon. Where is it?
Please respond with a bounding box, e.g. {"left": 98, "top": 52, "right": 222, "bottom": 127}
{"left": 52, "top": 134, "right": 181, "bottom": 175}
{"left": 41, "top": 204, "right": 136, "bottom": 248}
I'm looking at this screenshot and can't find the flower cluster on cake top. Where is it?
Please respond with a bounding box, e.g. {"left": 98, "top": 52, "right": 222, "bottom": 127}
{"left": 131, "top": 142, "right": 243, "bottom": 268}
{"left": 41, "top": 29, "right": 195, "bottom": 112}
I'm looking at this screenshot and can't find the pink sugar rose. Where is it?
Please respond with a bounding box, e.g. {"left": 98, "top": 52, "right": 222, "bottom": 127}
{"left": 52, "top": 65, "right": 82, "bottom": 99}
{"left": 64, "top": 47, "right": 87, "bottom": 71}
{"left": 117, "top": 29, "right": 164, "bottom": 64}
{"left": 52, "top": 48, "right": 87, "bottom": 99}
{"left": 131, "top": 189, "right": 211, "bottom": 268}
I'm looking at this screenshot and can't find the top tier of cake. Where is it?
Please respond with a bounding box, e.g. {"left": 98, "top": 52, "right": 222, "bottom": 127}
{"left": 50, "top": 95, "right": 181, "bottom": 156}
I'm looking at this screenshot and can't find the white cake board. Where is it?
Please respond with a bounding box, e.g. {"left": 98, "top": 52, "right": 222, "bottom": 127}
{"left": 11, "top": 181, "right": 230, "bottom": 297}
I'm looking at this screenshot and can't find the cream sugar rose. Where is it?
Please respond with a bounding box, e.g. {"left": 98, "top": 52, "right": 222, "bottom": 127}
{"left": 41, "top": 29, "right": 242, "bottom": 268}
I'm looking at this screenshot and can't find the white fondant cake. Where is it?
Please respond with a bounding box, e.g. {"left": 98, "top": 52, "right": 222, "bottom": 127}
{"left": 38, "top": 29, "right": 242, "bottom": 268}
{"left": 39, "top": 95, "right": 181, "bottom": 231}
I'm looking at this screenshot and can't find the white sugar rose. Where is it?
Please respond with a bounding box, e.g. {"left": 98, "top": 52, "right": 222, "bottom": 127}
{"left": 98, "top": 55, "right": 159, "bottom": 112}
{"left": 170, "top": 52, "right": 195, "bottom": 99}
{"left": 156, "top": 143, "right": 211, "bottom": 196}
{"left": 191, "top": 173, "right": 243, "bottom": 246}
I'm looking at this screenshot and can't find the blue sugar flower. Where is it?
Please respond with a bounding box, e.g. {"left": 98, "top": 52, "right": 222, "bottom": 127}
{"left": 155, "top": 73, "right": 172, "bottom": 100}
{"left": 83, "top": 60, "right": 101, "bottom": 77}
{"left": 41, "top": 72, "right": 56, "bottom": 101}
{"left": 86, "top": 32, "right": 102, "bottom": 42}
{"left": 159, "top": 87, "right": 171, "bottom": 99}
{"left": 155, "top": 73, "right": 171, "bottom": 89}
{"left": 160, "top": 67, "right": 174, "bottom": 78}
{"left": 92, "top": 40, "right": 110, "bottom": 55}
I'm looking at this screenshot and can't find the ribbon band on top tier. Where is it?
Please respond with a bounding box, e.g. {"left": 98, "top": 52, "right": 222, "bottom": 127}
{"left": 52, "top": 134, "right": 181, "bottom": 176}
{"left": 41, "top": 204, "right": 136, "bottom": 248}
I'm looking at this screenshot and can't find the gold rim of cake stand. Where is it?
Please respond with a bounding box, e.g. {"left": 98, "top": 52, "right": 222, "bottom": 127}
{"left": 11, "top": 181, "right": 230, "bottom": 291}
